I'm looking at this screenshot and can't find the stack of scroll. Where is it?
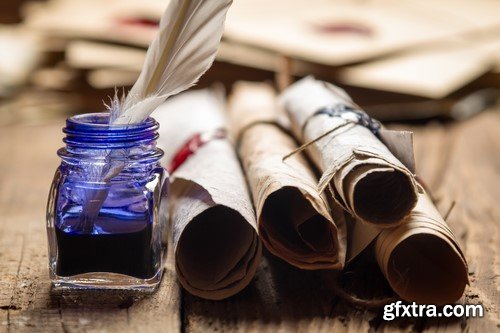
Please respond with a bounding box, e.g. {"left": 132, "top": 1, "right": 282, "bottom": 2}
{"left": 278, "top": 78, "right": 468, "bottom": 305}
{"left": 154, "top": 77, "right": 468, "bottom": 305}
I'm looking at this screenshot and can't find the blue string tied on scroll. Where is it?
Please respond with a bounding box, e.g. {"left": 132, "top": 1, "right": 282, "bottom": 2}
{"left": 313, "top": 104, "right": 381, "bottom": 138}
{"left": 283, "top": 103, "right": 382, "bottom": 162}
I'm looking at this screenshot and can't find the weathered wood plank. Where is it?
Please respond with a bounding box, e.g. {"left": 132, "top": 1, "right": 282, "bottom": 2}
{"left": 0, "top": 121, "right": 66, "bottom": 333}
{"left": 412, "top": 112, "right": 500, "bottom": 332}
{"left": 0, "top": 121, "right": 181, "bottom": 333}
{"left": 183, "top": 255, "right": 373, "bottom": 333}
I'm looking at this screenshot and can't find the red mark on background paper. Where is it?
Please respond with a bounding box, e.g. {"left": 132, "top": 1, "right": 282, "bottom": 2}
{"left": 168, "top": 129, "right": 226, "bottom": 174}
{"left": 313, "top": 22, "right": 373, "bottom": 37}
{"left": 117, "top": 17, "right": 159, "bottom": 28}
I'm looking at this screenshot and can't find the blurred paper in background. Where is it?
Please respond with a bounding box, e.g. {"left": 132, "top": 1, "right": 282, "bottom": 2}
{"left": 337, "top": 40, "right": 499, "bottom": 98}
{"left": 0, "top": 0, "right": 499, "bottom": 122}
{"left": 0, "top": 26, "right": 40, "bottom": 97}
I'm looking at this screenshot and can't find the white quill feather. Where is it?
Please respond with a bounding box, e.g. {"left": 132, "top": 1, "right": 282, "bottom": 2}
{"left": 80, "top": 0, "right": 232, "bottom": 226}
{"left": 110, "top": 0, "right": 233, "bottom": 124}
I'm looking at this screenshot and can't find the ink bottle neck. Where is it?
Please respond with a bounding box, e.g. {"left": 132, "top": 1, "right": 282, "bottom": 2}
{"left": 58, "top": 113, "right": 163, "bottom": 164}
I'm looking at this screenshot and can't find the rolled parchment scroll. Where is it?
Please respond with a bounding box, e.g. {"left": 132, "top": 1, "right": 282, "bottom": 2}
{"left": 153, "top": 88, "right": 262, "bottom": 300}
{"left": 280, "top": 77, "right": 419, "bottom": 227}
{"left": 348, "top": 193, "right": 468, "bottom": 305}
{"left": 228, "top": 82, "right": 346, "bottom": 269}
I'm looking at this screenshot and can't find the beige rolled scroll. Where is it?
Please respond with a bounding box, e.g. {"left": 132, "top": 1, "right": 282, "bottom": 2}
{"left": 280, "top": 77, "right": 419, "bottom": 227}
{"left": 152, "top": 88, "right": 262, "bottom": 300}
{"left": 348, "top": 193, "right": 468, "bottom": 305}
{"left": 228, "top": 82, "right": 346, "bottom": 270}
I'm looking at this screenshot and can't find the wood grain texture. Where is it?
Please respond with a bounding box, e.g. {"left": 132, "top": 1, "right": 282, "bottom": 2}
{"left": 412, "top": 112, "right": 500, "bottom": 332}
{"left": 0, "top": 121, "right": 180, "bottom": 333}
{"left": 0, "top": 110, "right": 498, "bottom": 332}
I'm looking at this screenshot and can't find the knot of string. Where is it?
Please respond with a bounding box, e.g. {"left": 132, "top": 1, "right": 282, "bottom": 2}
{"left": 282, "top": 104, "right": 381, "bottom": 162}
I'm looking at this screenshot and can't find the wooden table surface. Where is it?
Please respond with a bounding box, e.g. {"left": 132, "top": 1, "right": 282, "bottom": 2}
{"left": 0, "top": 110, "right": 499, "bottom": 333}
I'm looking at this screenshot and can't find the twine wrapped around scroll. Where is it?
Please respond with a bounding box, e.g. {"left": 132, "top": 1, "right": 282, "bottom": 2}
{"left": 280, "top": 77, "right": 419, "bottom": 227}
{"left": 228, "top": 82, "right": 346, "bottom": 269}
{"left": 153, "top": 87, "right": 262, "bottom": 300}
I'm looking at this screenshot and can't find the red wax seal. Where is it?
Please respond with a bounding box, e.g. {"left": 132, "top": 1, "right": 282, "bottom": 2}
{"left": 313, "top": 22, "right": 373, "bottom": 37}
{"left": 168, "top": 129, "right": 226, "bottom": 174}
{"left": 117, "top": 17, "right": 159, "bottom": 28}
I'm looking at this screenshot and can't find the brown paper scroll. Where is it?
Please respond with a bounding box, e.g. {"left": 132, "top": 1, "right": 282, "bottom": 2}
{"left": 280, "top": 77, "right": 419, "bottom": 227}
{"left": 228, "top": 82, "right": 346, "bottom": 270}
{"left": 152, "top": 88, "right": 262, "bottom": 300}
{"left": 348, "top": 193, "right": 468, "bottom": 305}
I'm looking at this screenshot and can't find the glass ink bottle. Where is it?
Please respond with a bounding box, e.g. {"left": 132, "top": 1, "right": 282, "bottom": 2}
{"left": 46, "top": 113, "right": 166, "bottom": 291}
